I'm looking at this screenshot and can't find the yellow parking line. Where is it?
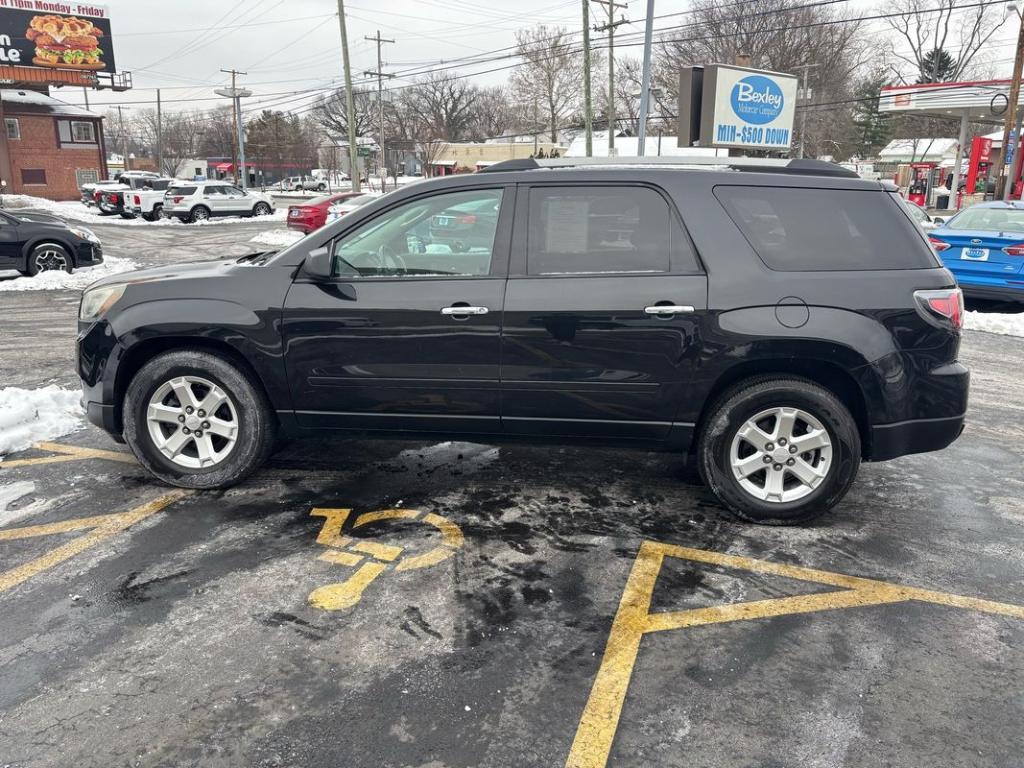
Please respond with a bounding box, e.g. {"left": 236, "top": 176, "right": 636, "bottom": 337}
{"left": 565, "top": 540, "right": 1024, "bottom": 768}
{"left": 0, "top": 490, "right": 188, "bottom": 595}
{"left": 0, "top": 441, "right": 135, "bottom": 470}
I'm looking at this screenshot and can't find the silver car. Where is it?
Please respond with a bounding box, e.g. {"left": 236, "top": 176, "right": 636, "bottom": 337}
{"left": 162, "top": 181, "right": 275, "bottom": 223}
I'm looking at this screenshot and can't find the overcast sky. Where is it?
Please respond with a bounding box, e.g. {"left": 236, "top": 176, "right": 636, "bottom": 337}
{"left": 60, "top": 0, "right": 1024, "bottom": 117}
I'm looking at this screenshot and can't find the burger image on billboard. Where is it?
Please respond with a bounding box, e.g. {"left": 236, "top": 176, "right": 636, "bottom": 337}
{"left": 25, "top": 14, "right": 105, "bottom": 70}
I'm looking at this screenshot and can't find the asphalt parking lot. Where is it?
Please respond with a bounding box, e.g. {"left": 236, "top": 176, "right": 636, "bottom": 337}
{"left": 1, "top": 219, "right": 1023, "bottom": 767}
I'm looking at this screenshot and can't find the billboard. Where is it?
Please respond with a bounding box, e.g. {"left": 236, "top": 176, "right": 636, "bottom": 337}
{"left": 0, "top": 2, "right": 114, "bottom": 73}
{"left": 685, "top": 64, "right": 797, "bottom": 151}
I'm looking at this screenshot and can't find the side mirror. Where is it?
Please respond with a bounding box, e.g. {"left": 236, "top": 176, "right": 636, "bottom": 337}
{"left": 304, "top": 245, "right": 333, "bottom": 279}
{"left": 932, "top": 217, "right": 945, "bottom": 225}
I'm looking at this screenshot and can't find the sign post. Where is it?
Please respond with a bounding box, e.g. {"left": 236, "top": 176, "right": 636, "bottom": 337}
{"left": 679, "top": 64, "right": 798, "bottom": 153}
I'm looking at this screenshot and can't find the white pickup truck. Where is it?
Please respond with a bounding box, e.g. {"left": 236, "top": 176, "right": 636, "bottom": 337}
{"left": 126, "top": 178, "right": 177, "bottom": 221}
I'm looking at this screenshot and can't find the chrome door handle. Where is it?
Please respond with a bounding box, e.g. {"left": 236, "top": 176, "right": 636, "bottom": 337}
{"left": 644, "top": 304, "right": 695, "bottom": 315}
{"left": 441, "top": 305, "right": 489, "bottom": 316}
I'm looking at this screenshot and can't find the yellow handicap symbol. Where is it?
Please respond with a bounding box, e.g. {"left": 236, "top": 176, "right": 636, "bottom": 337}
{"left": 307, "top": 507, "right": 464, "bottom": 611}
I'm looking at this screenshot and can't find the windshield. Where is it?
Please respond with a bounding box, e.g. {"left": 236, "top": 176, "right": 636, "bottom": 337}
{"left": 945, "top": 207, "right": 1024, "bottom": 233}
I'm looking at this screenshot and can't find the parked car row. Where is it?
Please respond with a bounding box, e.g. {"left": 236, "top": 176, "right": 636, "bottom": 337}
{"left": 78, "top": 176, "right": 276, "bottom": 224}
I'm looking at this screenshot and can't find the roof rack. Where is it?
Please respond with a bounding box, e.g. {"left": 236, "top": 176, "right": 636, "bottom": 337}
{"left": 478, "top": 156, "right": 859, "bottom": 178}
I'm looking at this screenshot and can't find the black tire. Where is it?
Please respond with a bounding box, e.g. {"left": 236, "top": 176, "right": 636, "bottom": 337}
{"left": 697, "top": 376, "right": 861, "bottom": 525}
{"left": 26, "top": 242, "right": 73, "bottom": 276}
{"left": 253, "top": 202, "right": 272, "bottom": 216}
{"left": 123, "top": 350, "right": 276, "bottom": 489}
{"left": 189, "top": 205, "right": 211, "bottom": 223}
{"left": 142, "top": 204, "right": 162, "bottom": 222}
{"left": 317, "top": 184, "right": 326, "bottom": 192}
{"left": 119, "top": 211, "right": 136, "bottom": 219}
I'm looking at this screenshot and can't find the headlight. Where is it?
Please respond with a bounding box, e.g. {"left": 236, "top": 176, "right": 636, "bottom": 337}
{"left": 70, "top": 226, "right": 100, "bottom": 243}
{"left": 79, "top": 284, "right": 126, "bottom": 322}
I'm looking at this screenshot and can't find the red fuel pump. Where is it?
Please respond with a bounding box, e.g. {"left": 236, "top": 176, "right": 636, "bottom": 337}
{"left": 961, "top": 136, "right": 993, "bottom": 207}
{"left": 906, "top": 163, "right": 935, "bottom": 207}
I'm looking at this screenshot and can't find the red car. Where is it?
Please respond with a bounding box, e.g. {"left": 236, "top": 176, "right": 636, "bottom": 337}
{"left": 286, "top": 192, "right": 363, "bottom": 234}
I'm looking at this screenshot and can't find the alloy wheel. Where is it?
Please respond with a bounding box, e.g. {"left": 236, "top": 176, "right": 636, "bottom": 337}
{"left": 34, "top": 248, "right": 68, "bottom": 272}
{"left": 146, "top": 376, "right": 239, "bottom": 469}
{"left": 728, "top": 406, "right": 833, "bottom": 503}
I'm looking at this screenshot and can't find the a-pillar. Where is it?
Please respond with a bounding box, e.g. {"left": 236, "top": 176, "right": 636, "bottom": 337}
{"left": 947, "top": 109, "right": 968, "bottom": 211}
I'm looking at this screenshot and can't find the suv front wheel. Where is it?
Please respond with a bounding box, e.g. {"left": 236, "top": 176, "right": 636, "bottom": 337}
{"left": 698, "top": 377, "right": 861, "bottom": 525}
{"left": 123, "top": 350, "right": 276, "bottom": 489}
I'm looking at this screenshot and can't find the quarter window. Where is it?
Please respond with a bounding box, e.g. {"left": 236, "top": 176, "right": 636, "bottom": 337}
{"left": 71, "top": 121, "right": 95, "bottom": 142}
{"left": 715, "top": 186, "right": 938, "bottom": 271}
{"left": 5, "top": 118, "right": 19, "bottom": 140}
{"left": 331, "top": 188, "right": 503, "bottom": 278}
{"left": 526, "top": 186, "right": 696, "bottom": 275}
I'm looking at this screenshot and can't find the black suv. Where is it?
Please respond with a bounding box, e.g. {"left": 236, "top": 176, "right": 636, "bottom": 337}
{"left": 0, "top": 209, "right": 103, "bottom": 274}
{"left": 77, "top": 158, "right": 968, "bottom": 524}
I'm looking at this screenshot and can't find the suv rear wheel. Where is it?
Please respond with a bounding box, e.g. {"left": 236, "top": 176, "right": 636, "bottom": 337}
{"left": 123, "top": 350, "right": 276, "bottom": 489}
{"left": 698, "top": 377, "right": 861, "bottom": 525}
{"left": 189, "top": 205, "right": 211, "bottom": 223}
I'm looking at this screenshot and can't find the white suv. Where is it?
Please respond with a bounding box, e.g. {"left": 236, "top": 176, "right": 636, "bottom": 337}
{"left": 162, "top": 181, "right": 275, "bottom": 223}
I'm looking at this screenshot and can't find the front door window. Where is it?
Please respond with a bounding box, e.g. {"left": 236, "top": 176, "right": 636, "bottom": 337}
{"left": 331, "top": 189, "right": 504, "bottom": 278}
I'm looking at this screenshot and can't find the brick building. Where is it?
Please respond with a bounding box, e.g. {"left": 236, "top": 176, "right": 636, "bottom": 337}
{"left": 0, "top": 89, "right": 106, "bottom": 201}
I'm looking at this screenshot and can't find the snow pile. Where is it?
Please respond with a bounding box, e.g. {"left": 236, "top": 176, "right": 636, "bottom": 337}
{"left": 0, "top": 386, "right": 84, "bottom": 457}
{"left": 250, "top": 229, "right": 304, "bottom": 247}
{"left": 0, "top": 254, "right": 137, "bottom": 291}
{"left": 964, "top": 310, "right": 1024, "bottom": 338}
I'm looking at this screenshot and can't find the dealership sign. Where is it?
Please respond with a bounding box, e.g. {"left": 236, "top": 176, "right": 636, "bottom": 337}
{"left": 0, "top": 1, "right": 115, "bottom": 72}
{"left": 678, "top": 64, "right": 798, "bottom": 151}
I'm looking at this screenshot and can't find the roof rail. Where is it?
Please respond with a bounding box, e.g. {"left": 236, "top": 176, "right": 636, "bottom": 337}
{"left": 478, "top": 156, "right": 859, "bottom": 178}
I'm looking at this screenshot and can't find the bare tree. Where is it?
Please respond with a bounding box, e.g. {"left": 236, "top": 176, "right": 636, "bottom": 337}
{"left": 510, "top": 25, "right": 586, "bottom": 142}
{"left": 312, "top": 87, "right": 377, "bottom": 140}
{"left": 401, "top": 72, "right": 480, "bottom": 142}
{"left": 466, "top": 86, "right": 516, "bottom": 141}
{"left": 883, "top": 0, "right": 1009, "bottom": 83}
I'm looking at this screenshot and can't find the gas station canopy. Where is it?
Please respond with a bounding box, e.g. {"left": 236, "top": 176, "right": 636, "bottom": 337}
{"left": 878, "top": 79, "right": 1021, "bottom": 123}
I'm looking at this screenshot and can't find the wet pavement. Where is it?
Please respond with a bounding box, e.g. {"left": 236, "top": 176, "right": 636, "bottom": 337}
{"left": 1, "top": 218, "right": 1023, "bottom": 767}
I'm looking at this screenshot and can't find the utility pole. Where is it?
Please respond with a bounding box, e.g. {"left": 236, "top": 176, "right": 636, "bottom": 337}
{"left": 795, "top": 63, "right": 818, "bottom": 159}
{"left": 216, "top": 70, "right": 252, "bottom": 190}
{"left": 364, "top": 29, "right": 394, "bottom": 193}
{"left": 582, "top": 0, "right": 593, "bottom": 156}
{"left": 337, "top": 0, "right": 361, "bottom": 193}
{"left": 998, "top": 5, "right": 1024, "bottom": 198}
{"left": 156, "top": 88, "right": 163, "bottom": 175}
{"left": 117, "top": 105, "right": 129, "bottom": 171}
{"left": 594, "top": 0, "right": 628, "bottom": 153}
{"left": 636, "top": 0, "right": 655, "bottom": 155}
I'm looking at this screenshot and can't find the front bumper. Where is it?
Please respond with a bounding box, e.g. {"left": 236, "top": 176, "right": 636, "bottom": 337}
{"left": 75, "top": 241, "right": 103, "bottom": 266}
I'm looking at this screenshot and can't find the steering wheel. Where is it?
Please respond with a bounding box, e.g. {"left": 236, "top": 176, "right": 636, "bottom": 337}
{"left": 373, "top": 244, "right": 407, "bottom": 274}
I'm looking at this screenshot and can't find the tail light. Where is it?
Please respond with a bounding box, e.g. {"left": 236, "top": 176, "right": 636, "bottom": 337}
{"left": 1002, "top": 242, "right": 1024, "bottom": 256}
{"left": 928, "top": 237, "right": 951, "bottom": 252}
{"left": 173, "top": 196, "right": 184, "bottom": 204}
{"left": 455, "top": 214, "right": 477, "bottom": 225}
{"left": 133, "top": 195, "right": 140, "bottom": 205}
{"left": 914, "top": 288, "right": 963, "bottom": 330}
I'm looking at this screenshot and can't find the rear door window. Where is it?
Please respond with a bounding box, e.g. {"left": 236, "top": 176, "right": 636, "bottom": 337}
{"left": 165, "top": 185, "right": 196, "bottom": 197}
{"left": 715, "top": 186, "right": 938, "bottom": 270}
{"left": 526, "top": 186, "right": 698, "bottom": 275}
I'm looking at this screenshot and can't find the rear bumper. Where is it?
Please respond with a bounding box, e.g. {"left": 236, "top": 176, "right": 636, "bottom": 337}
{"left": 868, "top": 413, "right": 966, "bottom": 461}
{"left": 959, "top": 282, "right": 1024, "bottom": 303}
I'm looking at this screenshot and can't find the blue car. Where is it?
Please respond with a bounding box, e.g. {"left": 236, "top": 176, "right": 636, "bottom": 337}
{"left": 928, "top": 201, "right": 1024, "bottom": 302}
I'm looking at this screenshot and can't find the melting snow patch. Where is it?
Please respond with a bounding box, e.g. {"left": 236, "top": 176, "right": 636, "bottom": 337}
{"left": 0, "top": 481, "right": 39, "bottom": 527}
{"left": 250, "top": 229, "right": 304, "bottom": 247}
{"left": 0, "top": 386, "right": 84, "bottom": 457}
{"left": 964, "top": 310, "right": 1024, "bottom": 338}
{"left": 0, "top": 255, "right": 137, "bottom": 291}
